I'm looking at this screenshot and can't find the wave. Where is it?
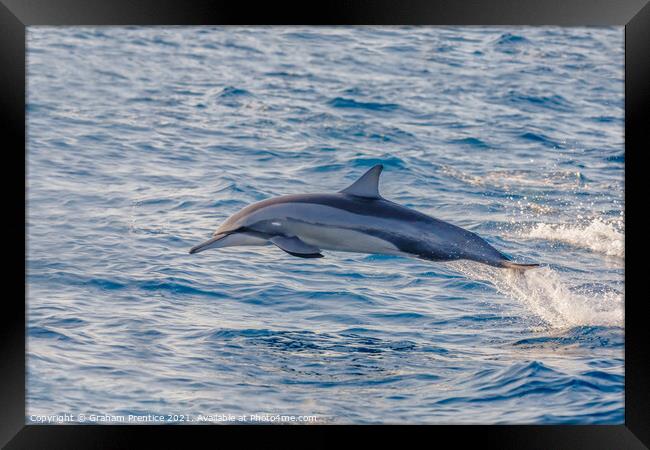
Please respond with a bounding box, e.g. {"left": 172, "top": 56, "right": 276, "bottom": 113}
{"left": 513, "top": 326, "right": 623, "bottom": 350}
{"left": 519, "top": 131, "right": 563, "bottom": 148}
{"left": 327, "top": 97, "right": 400, "bottom": 112}
{"left": 448, "top": 262, "right": 623, "bottom": 329}
{"left": 503, "top": 91, "right": 574, "bottom": 113}
{"left": 523, "top": 218, "right": 624, "bottom": 258}
{"left": 450, "top": 137, "right": 492, "bottom": 149}
{"left": 217, "top": 86, "right": 251, "bottom": 98}
{"left": 494, "top": 33, "right": 531, "bottom": 46}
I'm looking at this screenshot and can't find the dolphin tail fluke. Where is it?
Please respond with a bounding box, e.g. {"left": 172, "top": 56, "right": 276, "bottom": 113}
{"left": 500, "top": 261, "right": 540, "bottom": 271}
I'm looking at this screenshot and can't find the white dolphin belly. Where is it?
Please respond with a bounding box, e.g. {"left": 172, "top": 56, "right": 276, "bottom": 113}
{"left": 285, "top": 220, "right": 404, "bottom": 255}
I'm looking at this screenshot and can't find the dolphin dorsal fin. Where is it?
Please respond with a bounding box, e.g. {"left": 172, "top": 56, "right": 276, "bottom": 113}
{"left": 340, "top": 164, "right": 383, "bottom": 198}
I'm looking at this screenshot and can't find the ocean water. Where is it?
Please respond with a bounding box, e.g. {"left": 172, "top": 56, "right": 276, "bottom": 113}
{"left": 26, "top": 27, "right": 624, "bottom": 424}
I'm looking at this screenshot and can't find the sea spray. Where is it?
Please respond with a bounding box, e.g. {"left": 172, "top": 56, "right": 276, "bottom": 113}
{"left": 448, "top": 262, "right": 623, "bottom": 329}
{"left": 523, "top": 218, "right": 624, "bottom": 258}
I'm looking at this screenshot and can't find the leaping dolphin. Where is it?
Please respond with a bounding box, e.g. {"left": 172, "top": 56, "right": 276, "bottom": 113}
{"left": 189, "top": 164, "right": 538, "bottom": 270}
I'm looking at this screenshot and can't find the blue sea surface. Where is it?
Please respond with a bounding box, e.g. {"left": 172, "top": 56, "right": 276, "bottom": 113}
{"left": 27, "top": 27, "right": 624, "bottom": 424}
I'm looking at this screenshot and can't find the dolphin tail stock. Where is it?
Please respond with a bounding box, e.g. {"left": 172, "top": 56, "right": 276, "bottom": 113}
{"left": 500, "top": 261, "right": 540, "bottom": 271}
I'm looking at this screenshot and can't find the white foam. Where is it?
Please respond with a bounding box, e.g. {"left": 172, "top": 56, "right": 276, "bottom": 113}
{"left": 448, "top": 262, "right": 623, "bottom": 329}
{"left": 523, "top": 218, "right": 624, "bottom": 258}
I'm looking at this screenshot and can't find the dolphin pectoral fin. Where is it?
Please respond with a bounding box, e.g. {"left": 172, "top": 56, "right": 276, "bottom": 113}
{"left": 270, "top": 236, "right": 324, "bottom": 259}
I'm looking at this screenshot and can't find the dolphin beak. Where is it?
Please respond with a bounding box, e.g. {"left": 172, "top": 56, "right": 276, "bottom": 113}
{"left": 189, "top": 234, "right": 228, "bottom": 254}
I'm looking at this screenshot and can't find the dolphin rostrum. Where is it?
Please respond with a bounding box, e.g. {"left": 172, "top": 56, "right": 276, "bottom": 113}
{"left": 189, "top": 164, "right": 538, "bottom": 270}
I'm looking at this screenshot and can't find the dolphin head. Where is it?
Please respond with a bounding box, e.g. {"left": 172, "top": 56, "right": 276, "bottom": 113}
{"left": 188, "top": 198, "right": 274, "bottom": 254}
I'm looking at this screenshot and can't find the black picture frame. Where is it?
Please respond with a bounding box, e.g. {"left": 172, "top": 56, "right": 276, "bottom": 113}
{"left": 2, "top": 0, "right": 647, "bottom": 448}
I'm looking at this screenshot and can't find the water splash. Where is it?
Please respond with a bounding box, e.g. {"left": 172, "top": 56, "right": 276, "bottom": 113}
{"left": 448, "top": 262, "right": 623, "bottom": 329}
{"left": 523, "top": 218, "right": 624, "bottom": 258}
